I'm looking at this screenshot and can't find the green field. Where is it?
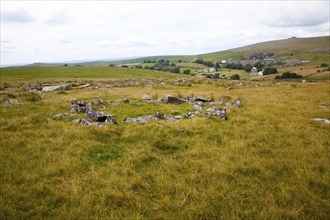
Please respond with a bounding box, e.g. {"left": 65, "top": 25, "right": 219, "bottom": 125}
{"left": 0, "top": 66, "right": 329, "bottom": 219}
{"left": 0, "top": 66, "right": 188, "bottom": 82}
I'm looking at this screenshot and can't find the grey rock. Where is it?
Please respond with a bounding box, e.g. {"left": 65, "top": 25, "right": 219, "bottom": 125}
{"left": 78, "top": 106, "right": 87, "bottom": 113}
{"left": 73, "top": 118, "right": 91, "bottom": 125}
{"left": 136, "top": 117, "right": 147, "bottom": 124}
{"left": 154, "top": 112, "right": 165, "bottom": 119}
{"left": 70, "top": 99, "right": 78, "bottom": 105}
{"left": 175, "top": 115, "right": 183, "bottom": 120}
{"left": 144, "top": 115, "right": 158, "bottom": 121}
{"left": 120, "top": 98, "right": 129, "bottom": 103}
{"left": 195, "top": 101, "right": 203, "bottom": 106}
{"left": 193, "top": 104, "right": 203, "bottom": 111}
{"left": 141, "top": 94, "right": 152, "bottom": 101}
{"left": 77, "top": 83, "right": 90, "bottom": 89}
{"left": 184, "top": 112, "right": 197, "bottom": 119}
{"left": 52, "top": 113, "right": 72, "bottom": 120}
{"left": 226, "top": 100, "right": 241, "bottom": 108}
{"left": 86, "top": 103, "right": 93, "bottom": 111}
{"left": 70, "top": 104, "right": 78, "bottom": 114}
{"left": 164, "top": 116, "right": 177, "bottom": 122}
{"left": 186, "top": 96, "right": 194, "bottom": 102}
{"left": 123, "top": 118, "right": 137, "bottom": 123}
{"left": 0, "top": 99, "right": 20, "bottom": 105}
{"left": 105, "top": 115, "right": 118, "bottom": 124}
{"left": 165, "top": 95, "right": 186, "bottom": 104}
{"left": 194, "top": 96, "right": 210, "bottom": 102}
{"left": 311, "top": 118, "right": 330, "bottom": 124}
{"left": 90, "top": 86, "right": 99, "bottom": 90}
{"left": 42, "top": 85, "right": 71, "bottom": 92}
{"left": 160, "top": 82, "right": 166, "bottom": 86}
{"left": 85, "top": 111, "right": 107, "bottom": 122}
{"left": 178, "top": 128, "right": 185, "bottom": 132}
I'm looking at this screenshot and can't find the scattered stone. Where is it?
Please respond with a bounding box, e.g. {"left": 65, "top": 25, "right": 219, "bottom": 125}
{"left": 175, "top": 115, "right": 183, "bottom": 120}
{"left": 0, "top": 99, "right": 20, "bottom": 105}
{"left": 186, "top": 96, "right": 194, "bottom": 102}
{"left": 160, "top": 82, "right": 166, "bottom": 86}
{"left": 42, "top": 85, "right": 71, "bottom": 92}
{"left": 165, "top": 95, "right": 186, "bottom": 104}
{"left": 226, "top": 100, "right": 241, "bottom": 108}
{"left": 184, "top": 112, "right": 197, "bottom": 119}
{"left": 178, "top": 128, "right": 184, "bottom": 132}
{"left": 319, "top": 105, "right": 330, "bottom": 109}
{"left": 123, "top": 117, "right": 147, "bottom": 124}
{"left": 85, "top": 111, "right": 108, "bottom": 122}
{"left": 157, "top": 124, "right": 164, "bottom": 128}
{"left": 77, "top": 83, "right": 90, "bottom": 89}
{"left": 120, "top": 98, "right": 129, "bottom": 103}
{"left": 164, "top": 116, "right": 178, "bottom": 122}
{"left": 194, "top": 96, "right": 210, "bottom": 102}
{"left": 141, "top": 94, "right": 152, "bottom": 101}
{"left": 92, "top": 99, "right": 104, "bottom": 105}
{"left": 193, "top": 104, "right": 203, "bottom": 111}
{"left": 311, "top": 118, "right": 330, "bottom": 124}
{"left": 73, "top": 118, "right": 91, "bottom": 126}
{"left": 154, "top": 112, "right": 165, "bottom": 119}
{"left": 105, "top": 115, "right": 118, "bottom": 124}
{"left": 226, "top": 87, "right": 232, "bottom": 90}
{"left": 86, "top": 103, "right": 93, "bottom": 111}
{"left": 144, "top": 115, "right": 158, "bottom": 121}
{"left": 70, "top": 99, "right": 78, "bottom": 114}
{"left": 52, "top": 113, "right": 72, "bottom": 120}
{"left": 195, "top": 101, "right": 204, "bottom": 106}
{"left": 90, "top": 86, "right": 99, "bottom": 90}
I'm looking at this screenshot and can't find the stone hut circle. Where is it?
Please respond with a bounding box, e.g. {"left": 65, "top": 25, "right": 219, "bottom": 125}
{"left": 52, "top": 94, "right": 241, "bottom": 128}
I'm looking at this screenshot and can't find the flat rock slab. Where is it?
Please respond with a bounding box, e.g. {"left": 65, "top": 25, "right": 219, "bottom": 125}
{"left": 42, "top": 85, "right": 71, "bottom": 92}
{"left": 165, "top": 95, "right": 186, "bottom": 104}
{"left": 311, "top": 118, "right": 330, "bottom": 124}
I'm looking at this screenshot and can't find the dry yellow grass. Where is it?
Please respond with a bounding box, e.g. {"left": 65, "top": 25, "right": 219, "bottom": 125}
{"left": 0, "top": 71, "right": 329, "bottom": 219}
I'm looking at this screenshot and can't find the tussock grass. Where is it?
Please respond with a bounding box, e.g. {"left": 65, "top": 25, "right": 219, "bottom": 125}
{"left": 0, "top": 78, "right": 329, "bottom": 219}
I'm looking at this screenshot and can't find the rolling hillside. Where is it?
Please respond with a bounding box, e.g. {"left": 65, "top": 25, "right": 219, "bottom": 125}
{"left": 27, "top": 36, "right": 329, "bottom": 67}
{"left": 197, "top": 36, "right": 330, "bottom": 64}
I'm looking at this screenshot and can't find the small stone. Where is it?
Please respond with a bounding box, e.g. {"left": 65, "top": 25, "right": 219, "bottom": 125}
{"left": 311, "top": 118, "right": 330, "bottom": 124}
{"left": 165, "top": 95, "right": 186, "bottom": 104}
{"left": 105, "top": 115, "right": 118, "bottom": 124}
{"left": 194, "top": 96, "right": 210, "bottom": 102}
{"left": 52, "top": 113, "right": 72, "bottom": 120}
{"left": 141, "top": 94, "right": 152, "bottom": 101}
{"left": 178, "top": 128, "right": 184, "bottom": 132}
{"left": 154, "top": 112, "right": 165, "bottom": 119}
{"left": 193, "top": 104, "right": 203, "bottom": 111}
{"left": 120, "top": 98, "right": 129, "bottom": 103}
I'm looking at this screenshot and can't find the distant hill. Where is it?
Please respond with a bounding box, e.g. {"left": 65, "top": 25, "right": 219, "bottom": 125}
{"left": 28, "top": 36, "right": 329, "bottom": 67}
{"left": 197, "top": 36, "right": 330, "bottom": 64}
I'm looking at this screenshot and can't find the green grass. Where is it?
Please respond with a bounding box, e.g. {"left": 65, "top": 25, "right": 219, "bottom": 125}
{"left": 179, "top": 67, "right": 197, "bottom": 75}
{"left": 0, "top": 70, "right": 330, "bottom": 219}
{"left": 0, "top": 66, "right": 187, "bottom": 82}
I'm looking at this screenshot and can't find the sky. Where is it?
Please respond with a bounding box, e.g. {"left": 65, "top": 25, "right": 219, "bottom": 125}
{"left": 1, "top": 0, "right": 329, "bottom": 66}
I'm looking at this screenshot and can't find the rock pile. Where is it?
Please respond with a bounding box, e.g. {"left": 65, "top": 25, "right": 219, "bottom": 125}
{"left": 51, "top": 95, "right": 241, "bottom": 127}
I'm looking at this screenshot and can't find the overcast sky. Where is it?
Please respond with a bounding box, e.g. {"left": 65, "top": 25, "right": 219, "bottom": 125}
{"left": 1, "top": 0, "right": 329, "bottom": 65}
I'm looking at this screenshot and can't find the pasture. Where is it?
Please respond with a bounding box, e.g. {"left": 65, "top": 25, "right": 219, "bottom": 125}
{"left": 0, "top": 66, "right": 329, "bottom": 219}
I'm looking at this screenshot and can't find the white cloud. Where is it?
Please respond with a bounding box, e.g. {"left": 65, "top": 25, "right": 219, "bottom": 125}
{"left": 1, "top": 9, "right": 34, "bottom": 23}
{"left": 0, "top": 1, "right": 329, "bottom": 65}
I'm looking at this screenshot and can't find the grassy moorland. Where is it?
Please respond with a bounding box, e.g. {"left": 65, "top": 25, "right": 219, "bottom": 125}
{"left": 0, "top": 66, "right": 329, "bottom": 219}
{"left": 0, "top": 66, "right": 185, "bottom": 82}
